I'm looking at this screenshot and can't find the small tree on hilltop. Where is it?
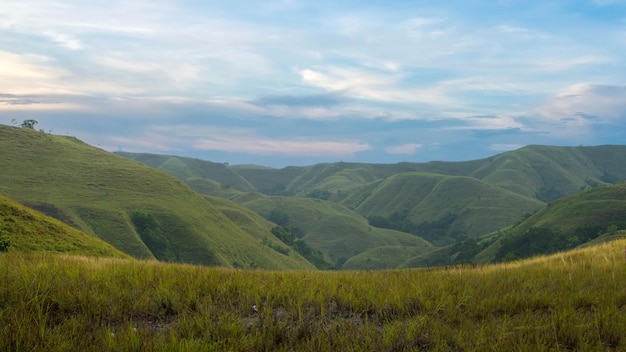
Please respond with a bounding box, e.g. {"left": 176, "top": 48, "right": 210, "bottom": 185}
{"left": 20, "top": 119, "right": 38, "bottom": 129}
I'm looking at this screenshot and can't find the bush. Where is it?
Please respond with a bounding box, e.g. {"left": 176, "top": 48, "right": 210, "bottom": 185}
{"left": 0, "top": 237, "right": 10, "bottom": 252}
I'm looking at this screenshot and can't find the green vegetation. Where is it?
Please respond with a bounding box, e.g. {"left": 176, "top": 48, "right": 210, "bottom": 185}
{"left": 119, "top": 145, "right": 626, "bottom": 267}
{"left": 238, "top": 195, "right": 433, "bottom": 269}
{"left": 271, "top": 226, "right": 337, "bottom": 270}
{"left": 0, "top": 236, "right": 10, "bottom": 252}
{"left": 0, "top": 124, "right": 312, "bottom": 269}
{"left": 19, "top": 118, "right": 38, "bottom": 129}
{"left": 495, "top": 223, "right": 626, "bottom": 262}
{"left": 2, "top": 239, "right": 626, "bottom": 350}
{"left": 477, "top": 181, "right": 626, "bottom": 263}
{"left": 0, "top": 194, "right": 128, "bottom": 258}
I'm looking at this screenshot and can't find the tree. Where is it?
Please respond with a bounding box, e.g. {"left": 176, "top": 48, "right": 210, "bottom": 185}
{"left": 20, "top": 119, "right": 38, "bottom": 129}
{"left": 268, "top": 210, "right": 289, "bottom": 226}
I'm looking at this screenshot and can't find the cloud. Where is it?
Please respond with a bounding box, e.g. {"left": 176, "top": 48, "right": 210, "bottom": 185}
{"left": 536, "top": 83, "right": 626, "bottom": 122}
{"left": 386, "top": 143, "right": 423, "bottom": 155}
{"left": 447, "top": 115, "right": 525, "bottom": 130}
{"left": 42, "top": 30, "right": 82, "bottom": 50}
{"left": 299, "top": 66, "right": 457, "bottom": 106}
{"left": 253, "top": 93, "right": 349, "bottom": 108}
{"left": 195, "top": 137, "right": 371, "bottom": 156}
{"left": 0, "top": 51, "right": 65, "bottom": 82}
{"left": 1, "top": 1, "right": 625, "bottom": 166}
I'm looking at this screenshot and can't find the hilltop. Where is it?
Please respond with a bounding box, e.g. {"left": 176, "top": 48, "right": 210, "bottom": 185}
{"left": 0, "top": 125, "right": 313, "bottom": 269}
{"left": 119, "top": 145, "right": 626, "bottom": 202}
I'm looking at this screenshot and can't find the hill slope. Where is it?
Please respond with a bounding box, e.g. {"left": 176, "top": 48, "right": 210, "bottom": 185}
{"left": 476, "top": 181, "right": 626, "bottom": 263}
{"left": 235, "top": 194, "right": 433, "bottom": 269}
{"left": 353, "top": 172, "right": 544, "bottom": 245}
{"left": 0, "top": 193, "right": 129, "bottom": 258}
{"left": 0, "top": 125, "right": 313, "bottom": 269}
{"left": 118, "top": 145, "right": 626, "bottom": 245}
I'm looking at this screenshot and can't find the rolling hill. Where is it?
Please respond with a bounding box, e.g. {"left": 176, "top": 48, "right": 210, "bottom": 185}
{"left": 351, "top": 172, "right": 544, "bottom": 245}
{"left": 117, "top": 145, "right": 626, "bottom": 267}
{"left": 0, "top": 125, "right": 313, "bottom": 269}
{"left": 119, "top": 145, "right": 626, "bottom": 203}
{"left": 119, "top": 145, "right": 626, "bottom": 247}
{"left": 234, "top": 194, "right": 433, "bottom": 269}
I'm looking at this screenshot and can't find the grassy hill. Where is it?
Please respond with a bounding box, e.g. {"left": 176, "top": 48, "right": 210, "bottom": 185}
{"left": 0, "top": 125, "right": 312, "bottom": 269}
{"left": 470, "top": 145, "right": 626, "bottom": 200}
{"left": 118, "top": 145, "right": 626, "bottom": 244}
{"left": 475, "top": 181, "right": 626, "bottom": 263}
{"left": 201, "top": 195, "right": 314, "bottom": 269}
{"left": 3, "top": 238, "right": 626, "bottom": 350}
{"left": 0, "top": 193, "right": 129, "bottom": 258}
{"left": 235, "top": 194, "right": 433, "bottom": 269}
{"left": 352, "top": 172, "right": 544, "bottom": 245}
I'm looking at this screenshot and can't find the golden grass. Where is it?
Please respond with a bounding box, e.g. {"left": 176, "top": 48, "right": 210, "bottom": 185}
{"left": 2, "top": 238, "right": 626, "bottom": 350}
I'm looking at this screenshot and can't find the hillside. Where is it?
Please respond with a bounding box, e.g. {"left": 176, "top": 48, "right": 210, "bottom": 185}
{"left": 0, "top": 193, "right": 129, "bottom": 258}
{"left": 0, "top": 125, "right": 313, "bottom": 269}
{"left": 352, "top": 172, "right": 544, "bottom": 245}
{"left": 475, "top": 181, "right": 626, "bottom": 263}
{"left": 470, "top": 145, "right": 626, "bottom": 200}
{"left": 235, "top": 194, "right": 433, "bottom": 269}
{"left": 118, "top": 145, "right": 626, "bottom": 245}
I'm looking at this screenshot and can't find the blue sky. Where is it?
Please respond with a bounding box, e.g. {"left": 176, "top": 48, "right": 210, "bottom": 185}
{"left": 1, "top": 0, "right": 625, "bottom": 167}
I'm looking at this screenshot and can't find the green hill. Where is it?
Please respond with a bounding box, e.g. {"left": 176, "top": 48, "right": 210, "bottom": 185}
{"left": 118, "top": 145, "right": 626, "bottom": 246}
{"left": 235, "top": 194, "right": 433, "bottom": 268}
{"left": 353, "top": 172, "right": 544, "bottom": 245}
{"left": 0, "top": 125, "right": 312, "bottom": 269}
{"left": 0, "top": 193, "right": 128, "bottom": 258}
{"left": 116, "top": 152, "right": 257, "bottom": 192}
{"left": 120, "top": 145, "right": 626, "bottom": 201}
{"left": 475, "top": 181, "right": 626, "bottom": 263}
{"left": 470, "top": 145, "right": 626, "bottom": 200}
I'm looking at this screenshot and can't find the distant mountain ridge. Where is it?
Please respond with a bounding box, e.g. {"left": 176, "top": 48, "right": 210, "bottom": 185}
{"left": 117, "top": 145, "right": 626, "bottom": 248}
{"left": 118, "top": 144, "right": 626, "bottom": 202}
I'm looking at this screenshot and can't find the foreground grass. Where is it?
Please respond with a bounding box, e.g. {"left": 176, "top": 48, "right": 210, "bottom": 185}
{"left": 2, "top": 240, "right": 626, "bottom": 351}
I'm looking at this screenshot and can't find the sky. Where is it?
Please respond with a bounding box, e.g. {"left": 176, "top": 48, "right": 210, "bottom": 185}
{"left": 1, "top": 0, "right": 626, "bottom": 167}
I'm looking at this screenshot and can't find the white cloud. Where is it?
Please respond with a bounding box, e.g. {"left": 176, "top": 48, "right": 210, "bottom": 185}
{"left": 536, "top": 83, "right": 626, "bottom": 122}
{"left": 0, "top": 51, "right": 65, "bottom": 81}
{"left": 386, "top": 143, "right": 423, "bottom": 155}
{"left": 445, "top": 115, "right": 525, "bottom": 131}
{"left": 195, "top": 137, "right": 371, "bottom": 156}
{"left": 111, "top": 123, "right": 373, "bottom": 157}
{"left": 42, "top": 30, "right": 82, "bottom": 50}
{"left": 299, "top": 66, "right": 457, "bottom": 106}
